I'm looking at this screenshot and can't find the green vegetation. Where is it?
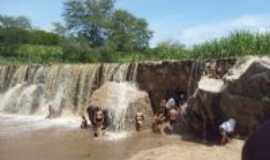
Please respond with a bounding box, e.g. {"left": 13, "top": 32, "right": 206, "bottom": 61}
{"left": 0, "top": 1, "right": 270, "bottom": 64}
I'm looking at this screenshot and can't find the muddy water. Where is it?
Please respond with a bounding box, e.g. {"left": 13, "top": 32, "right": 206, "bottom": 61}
{"left": 0, "top": 114, "right": 181, "bottom": 160}
{"left": 0, "top": 114, "right": 243, "bottom": 160}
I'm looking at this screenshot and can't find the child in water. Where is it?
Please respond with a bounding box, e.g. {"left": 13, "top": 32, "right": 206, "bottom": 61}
{"left": 80, "top": 115, "right": 88, "bottom": 129}
{"left": 135, "top": 111, "right": 144, "bottom": 131}
{"left": 93, "top": 107, "right": 105, "bottom": 137}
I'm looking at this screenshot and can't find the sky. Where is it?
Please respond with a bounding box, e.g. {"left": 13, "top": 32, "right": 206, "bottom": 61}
{"left": 1, "top": 0, "right": 270, "bottom": 46}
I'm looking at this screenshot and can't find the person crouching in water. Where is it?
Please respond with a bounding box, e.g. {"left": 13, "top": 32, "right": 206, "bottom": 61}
{"left": 152, "top": 99, "right": 167, "bottom": 133}
{"left": 93, "top": 107, "right": 106, "bottom": 137}
{"left": 152, "top": 109, "right": 166, "bottom": 134}
{"left": 135, "top": 111, "right": 144, "bottom": 131}
{"left": 219, "top": 118, "right": 236, "bottom": 145}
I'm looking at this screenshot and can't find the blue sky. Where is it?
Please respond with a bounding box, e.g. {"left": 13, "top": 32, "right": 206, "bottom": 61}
{"left": 1, "top": 0, "right": 270, "bottom": 46}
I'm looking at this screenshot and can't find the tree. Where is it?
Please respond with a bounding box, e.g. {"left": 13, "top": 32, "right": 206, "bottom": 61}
{"left": 52, "top": 22, "right": 68, "bottom": 36}
{"left": 108, "top": 10, "right": 153, "bottom": 51}
{"left": 63, "top": 0, "right": 114, "bottom": 47}
{"left": 0, "top": 15, "right": 31, "bottom": 30}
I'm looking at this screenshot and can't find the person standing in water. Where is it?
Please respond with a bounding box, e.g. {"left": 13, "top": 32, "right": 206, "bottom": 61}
{"left": 164, "top": 106, "right": 179, "bottom": 134}
{"left": 80, "top": 115, "right": 88, "bottom": 129}
{"left": 165, "top": 98, "right": 176, "bottom": 121}
{"left": 135, "top": 111, "right": 144, "bottom": 131}
{"left": 93, "top": 107, "right": 105, "bottom": 137}
{"left": 152, "top": 109, "right": 166, "bottom": 134}
{"left": 152, "top": 98, "right": 167, "bottom": 134}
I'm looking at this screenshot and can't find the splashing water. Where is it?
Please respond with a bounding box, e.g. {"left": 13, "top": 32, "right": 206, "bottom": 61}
{"left": 107, "top": 82, "right": 131, "bottom": 131}
{"left": 0, "top": 84, "right": 25, "bottom": 112}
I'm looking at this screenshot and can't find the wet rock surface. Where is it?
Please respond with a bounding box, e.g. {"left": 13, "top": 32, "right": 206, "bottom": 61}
{"left": 136, "top": 59, "right": 235, "bottom": 113}
{"left": 185, "top": 56, "right": 270, "bottom": 138}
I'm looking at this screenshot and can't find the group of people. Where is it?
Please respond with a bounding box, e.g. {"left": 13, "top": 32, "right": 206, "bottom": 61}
{"left": 79, "top": 92, "right": 236, "bottom": 145}
{"left": 80, "top": 97, "right": 184, "bottom": 137}
{"left": 152, "top": 97, "right": 184, "bottom": 134}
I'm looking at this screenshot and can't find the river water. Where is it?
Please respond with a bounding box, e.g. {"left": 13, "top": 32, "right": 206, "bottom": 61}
{"left": 0, "top": 114, "right": 181, "bottom": 160}
{"left": 0, "top": 114, "right": 243, "bottom": 160}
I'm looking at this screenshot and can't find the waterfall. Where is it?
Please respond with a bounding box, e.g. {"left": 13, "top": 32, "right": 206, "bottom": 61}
{"left": 0, "top": 84, "right": 25, "bottom": 112}
{"left": 187, "top": 62, "right": 204, "bottom": 96}
{"left": 107, "top": 82, "right": 135, "bottom": 131}
{"left": 0, "top": 63, "right": 138, "bottom": 119}
{"left": 89, "top": 81, "right": 143, "bottom": 133}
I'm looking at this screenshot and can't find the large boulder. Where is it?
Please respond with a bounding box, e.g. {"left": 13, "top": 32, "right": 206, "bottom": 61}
{"left": 87, "top": 82, "right": 152, "bottom": 131}
{"left": 185, "top": 56, "right": 270, "bottom": 139}
{"left": 136, "top": 59, "right": 235, "bottom": 113}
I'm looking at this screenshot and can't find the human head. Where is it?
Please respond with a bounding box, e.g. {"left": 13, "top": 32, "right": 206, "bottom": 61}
{"left": 82, "top": 115, "right": 86, "bottom": 120}
{"left": 166, "top": 98, "right": 176, "bottom": 109}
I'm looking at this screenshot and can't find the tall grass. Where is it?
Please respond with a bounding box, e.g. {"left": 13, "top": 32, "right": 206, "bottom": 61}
{"left": 0, "top": 31, "right": 270, "bottom": 64}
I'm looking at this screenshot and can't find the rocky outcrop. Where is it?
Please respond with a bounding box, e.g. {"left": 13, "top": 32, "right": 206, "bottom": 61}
{"left": 136, "top": 59, "right": 235, "bottom": 113}
{"left": 185, "top": 56, "right": 270, "bottom": 139}
{"left": 88, "top": 82, "right": 152, "bottom": 131}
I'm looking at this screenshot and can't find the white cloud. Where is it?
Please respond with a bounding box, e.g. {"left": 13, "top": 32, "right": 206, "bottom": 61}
{"left": 151, "top": 14, "right": 270, "bottom": 47}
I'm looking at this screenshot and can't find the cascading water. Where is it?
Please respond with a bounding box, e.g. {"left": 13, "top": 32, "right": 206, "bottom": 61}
{"left": 0, "top": 84, "right": 25, "bottom": 112}
{"left": 187, "top": 62, "right": 204, "bottom": 96}
{"left": 0, "top": 63, "right": 138, "bottom": 122}
{"left": 88, "top": 81, "right": 146, "bottom": 140}
{"left": 107, "top": 82, "right": 136, "bottom": 131}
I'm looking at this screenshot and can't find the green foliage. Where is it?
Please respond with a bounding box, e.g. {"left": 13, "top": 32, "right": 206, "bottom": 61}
{"left": 108, "top": 10, "right": 153, "bottom": 51}
{"left": 0, "top": 28, "right": 62, "bottom": 46}
{"left": 16, "top": 44, "right": 63, "bottom": 63}
{"left": 63, "top": 0, "right": 114, "bottom": 47}
{"left": 52, "top": 22, "right": 68, "bottom": 36}
{"left": 152, "top": 41, "right": 190, "bottom": 59}
{"left": 62, "top": 0, "right": 152, "bottom": 50}
{"left": 1, "top": 13, "right": 270, "bottom": 64}
{"left": 192, "top": 31, "right": 270, "bottom": 59}
{"left": 0, "top": 28, "right": 31, "bottom": 44}
{"left": 0, "top": 15, "right": 31, "bottom": 29}
{"left": 29, "top": 30, "right": 63, "bottom": 45}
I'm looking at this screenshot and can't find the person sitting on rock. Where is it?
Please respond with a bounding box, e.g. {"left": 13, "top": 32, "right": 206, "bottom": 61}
{"left": 93, "top": 107, "right": 105, "bottom": 137}
{"left": 80, "top": 115, "right": 88, "bottom": 129}
{"left": 219, "top": 118, "right": 236, "bottom": 145}
{"left": 135, "top": 111, "right": 144, "bottom": 131}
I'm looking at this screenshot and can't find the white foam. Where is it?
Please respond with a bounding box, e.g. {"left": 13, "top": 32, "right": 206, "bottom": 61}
{"left": 0, "top": 113, "right": 80, "bottom": 136}
{"left": 103, "top": 131, "right": 130, "bottom": 141}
